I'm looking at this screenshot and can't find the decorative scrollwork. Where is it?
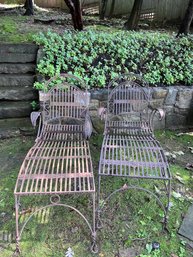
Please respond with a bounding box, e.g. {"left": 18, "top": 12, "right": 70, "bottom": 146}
{"left": 50, "top": 194, "right": 61, "bottom": 204}
{"left": 108, "top": 73, "right": 149, "bottom": 89}
{"left": 127, "top": 178, "right": 140, "bottom": 187}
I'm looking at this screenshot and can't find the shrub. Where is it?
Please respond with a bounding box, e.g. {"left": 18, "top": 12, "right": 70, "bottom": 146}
{"left": 34, "top": 30, "right": 193, "bottom": 89}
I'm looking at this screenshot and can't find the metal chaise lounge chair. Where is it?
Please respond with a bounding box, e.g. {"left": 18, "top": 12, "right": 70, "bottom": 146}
{"left": 14, "top": 73, "right": 97, "bottom": 254}
{"left": 97, "top": 74, "right": 171, "bottom": 229}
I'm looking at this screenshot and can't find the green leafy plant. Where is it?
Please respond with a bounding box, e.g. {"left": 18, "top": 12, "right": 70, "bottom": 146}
{"left": 30, "top": 100, "right": 39, "bottom": 111}
{"left": 34, "top": 30, "right": 193, "bottom": 89}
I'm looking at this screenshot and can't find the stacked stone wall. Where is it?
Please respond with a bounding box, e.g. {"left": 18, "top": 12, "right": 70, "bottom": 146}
{"left": 0, "top": 44, "right": 38, "bottom": 137}
{"left": 89, "top": 87, "right": 193, "bottom": 133}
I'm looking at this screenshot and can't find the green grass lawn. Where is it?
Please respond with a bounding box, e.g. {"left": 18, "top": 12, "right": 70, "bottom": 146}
{"left": 0, "top": 131, "right": 193, "bottom": 257}
{"left": 0, "top": 16, "right": 35, "bottom": 43}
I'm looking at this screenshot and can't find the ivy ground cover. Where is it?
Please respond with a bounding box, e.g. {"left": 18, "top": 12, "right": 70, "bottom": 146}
{"left": 34, "top": 30, "right": 193, "bottom": 89}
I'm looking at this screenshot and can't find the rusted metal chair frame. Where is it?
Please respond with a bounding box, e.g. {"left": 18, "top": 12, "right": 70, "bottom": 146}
{"left": 97, "top": 73, "right": 171, "bottom": 229}
{"left": 14, "top": 73, "right": 97, "bottom": 254}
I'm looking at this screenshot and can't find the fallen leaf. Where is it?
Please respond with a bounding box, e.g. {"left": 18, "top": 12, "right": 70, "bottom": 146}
{"left": 172, "top": 191, "right": 182, "bottom": 199}
{"left": 185, "top": 163, "right": 193, "bottom": 171}
{"left": 176, "top": 133, "right": 184, "bottom": 137}
{"left": 171, "top": 254, "right": 178, "bottom": 257}
{"left": 174, "top": 175, "right": 185, "bottom": 184}
{"left": 185, "top": 195, "right": 193, "bottom": 202}
{"left": 19, "top": 208, "right": 32, "bottom": 215}
{"left": 154, "top": 185, "right": 161, "bottom": 195}
{"left": 168, "top": 201, "right": 174, "bottom": 210}
{"left": 173, "top": 151, "right": 184, "bottom": 156}
{"left": 188, "top": 147, "right": 193, "bottom": 154}
{"left": 165, "top": 152, "right": 176, "bottom": 159}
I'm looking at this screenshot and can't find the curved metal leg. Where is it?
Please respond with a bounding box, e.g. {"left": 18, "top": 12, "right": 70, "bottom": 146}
{"left": 98, "top": 183, "right": 169, "bottom": 229}
{"left": 96, "top": 176, "right": 103, "bottom": 229}
{"left": 90, "top": 193, "right": 98, "bottom": 253}
{"left": 163, "top": 180, "right": 171, "bottom": 231}
{"left": 15, "top": 198, "right": 97, "bottom": 254}
{"left": 14, "top": 196, "right": 21, "bottom": 255}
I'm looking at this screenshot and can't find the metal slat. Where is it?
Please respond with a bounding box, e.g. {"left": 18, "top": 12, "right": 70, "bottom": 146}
{"left": 16, "top": 129, "right": 95, "bottom": 194}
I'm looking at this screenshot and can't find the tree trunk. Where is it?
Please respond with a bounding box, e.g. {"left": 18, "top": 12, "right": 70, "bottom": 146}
{"left": 109, "top": 0, "right": 116, "bottom": 18}
{"left": 177, "top": 0, "right": 193, "bottom": 37}
{"left": 100, "top": 0, "right": 108, "bottom": 20}
{"left": 24, "top": 0, "right": 34, "bottom": 16}
{"left": 64, "top": 0, "right": 83, "bottom": 30}
{"left": 124, "top": 0, "right": 143, "bottom": 30}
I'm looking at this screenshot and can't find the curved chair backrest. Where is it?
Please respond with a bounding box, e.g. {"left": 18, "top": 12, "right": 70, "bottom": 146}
{"left": 41, "top": 74, "right": 90, "bottom": 122}
{"left": 107, "top": 74, "right": 150, "bottom": 118}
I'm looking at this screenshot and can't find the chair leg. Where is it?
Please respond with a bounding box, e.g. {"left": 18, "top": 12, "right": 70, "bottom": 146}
{"left": 163, "top": 180, "right": 171, "bottom": 230}
{"left": 91, "top": 192, "right": 98, "bottom": 253}
{"left": 15, "top": 196, "right": 21, "bottom": 255}
{"left": 96, "top": 176, "right": 103, "bottom": 229}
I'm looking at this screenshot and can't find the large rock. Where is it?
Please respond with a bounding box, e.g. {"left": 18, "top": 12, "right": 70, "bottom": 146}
{"left": 152, "top": 115, "right": 165, "bottom": 130}
{"left": 0, "top": 64, "right": 36, "bottom": 74}
{"left": 0, "top": 117, "right": 32, "bottom": 130}
{"left": 0, "top": 43, "right": 38, "bottom": 63}
{"left": 0, "top": 87, "right": 38, "bottom": 100}
{"left": 175, "top": 88, "right": 193, "bottom": 109}
{"left": 89, "top": 99, "right": 99, "bottom": 110}
{"left": 150, "top": 99, "right": 164, "bottom": 109}
{"left": 152, "top": 88, "right": 168, "bottom": 99}
{"left": 0, "top": 101, "right": 32, "bottom": 118}
{"left": 91, "top": 115, "right": 105, "bottom": 133}
{"left": 164, "top": 87, "right": 178, "bottom": 105}
{"left": 0, "top": 43, "right": 38, "bottom": 54}
{"left": 164, "top": 105, "right": 174, "bottom": 114}
{"left": 0, "top": 54, "right": 36, "bottom": 63}
{"left": 0, "top": 117, "right": 34, "bottom": 138}
{"left": 178, "top": 204, "right": 193, "bottom": 241}
{"left": 165, "top": 113, "right": 187, "bottom": 129}
{"left": 0, "top": 74, "right": 35, "bottom": 87}
{"left": 174, "top": 107, "right": 189, "bottom": 115}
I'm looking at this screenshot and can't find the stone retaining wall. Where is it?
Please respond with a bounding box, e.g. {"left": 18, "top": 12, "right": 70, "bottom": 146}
{"left": 0, "top": 44, "right": 38, "bottom": 137}
{"left": 89, "top": 86, "right": 193, "bottom": 133}
{"left": 0, "top": 43, "right": 193, "bottom": 137}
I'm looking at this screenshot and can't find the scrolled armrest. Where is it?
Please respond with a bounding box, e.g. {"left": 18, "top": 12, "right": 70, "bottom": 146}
{"left": 30, "top": 111, "right": 41, "bottom": 127}
{"left": 83, "top": 110, "right": 93, "bottom": 140}
{"left": 98, "top": 107, "right": 107, "bottom": 121}
{"left": 149, "top": 106, "right": 165, "bottom": 132}
{"left": 153, "top": 108, "right": 165, "bottom": 120}
{"left": 30, "top": 111, "right": 42, "bottom": 141}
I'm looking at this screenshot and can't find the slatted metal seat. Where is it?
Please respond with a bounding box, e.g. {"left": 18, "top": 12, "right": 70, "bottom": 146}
{"left": 97, "top": 74, "right": 171, "bottom": 228}
{"left": 14, "top": 74, "right": 97, "bottom": 254}
{"left": 99, "top": 134, "right": 170, "bottom": 179}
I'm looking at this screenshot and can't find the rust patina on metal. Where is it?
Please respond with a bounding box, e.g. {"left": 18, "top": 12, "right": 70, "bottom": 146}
{"left": 14, "top": 73, "right": 97, "bottom": 254}
{"left": 97, "top": 73, "right": 171, "bottom": 229}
